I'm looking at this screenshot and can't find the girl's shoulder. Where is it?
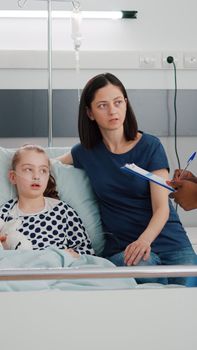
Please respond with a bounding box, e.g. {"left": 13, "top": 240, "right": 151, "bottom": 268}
{"left": 0, "top": 198, "right": 17, "bottom": 212}
{"left": 45, "top": 197, "right": 72, "bottom": 212}
{"left": 0, "top": 198, "right": 17, "bottom": 220}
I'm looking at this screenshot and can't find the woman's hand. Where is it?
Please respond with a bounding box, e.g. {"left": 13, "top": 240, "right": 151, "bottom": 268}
{"left": 57, "top": 152, "right": 73, "bottom": 165}
{"left": 124, "top": 238, "right": 151, "bottom": 266}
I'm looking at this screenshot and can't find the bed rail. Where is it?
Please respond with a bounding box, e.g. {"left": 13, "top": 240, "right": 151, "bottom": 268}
{"left": 0, "top": 265, "right": 197, "bottom": 281}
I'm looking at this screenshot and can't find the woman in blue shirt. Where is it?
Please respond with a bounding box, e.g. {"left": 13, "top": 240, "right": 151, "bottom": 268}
{"left": 59, "top": 72, "right": 197, "bottom": 285}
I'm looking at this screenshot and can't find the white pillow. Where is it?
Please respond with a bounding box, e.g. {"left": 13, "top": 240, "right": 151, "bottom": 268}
{"left": 0, "top": 147, "right": 104, "bottom": 256}
{"left": 51, "top": 161, "right": 104, "bottom": 256}
{"left": 0, "top": 147, "right": 16, "bottom": 203}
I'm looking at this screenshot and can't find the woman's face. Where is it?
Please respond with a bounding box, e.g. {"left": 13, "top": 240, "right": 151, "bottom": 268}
{"left": 88, "top": 83, "right": 127, "bottom": 133}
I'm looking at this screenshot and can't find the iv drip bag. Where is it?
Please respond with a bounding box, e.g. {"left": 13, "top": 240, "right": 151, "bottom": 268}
{"left": 71, "top": 4, "right": 82, "bottom": 51}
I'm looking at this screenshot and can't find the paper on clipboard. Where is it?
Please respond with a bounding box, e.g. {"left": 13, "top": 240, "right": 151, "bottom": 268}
{"left": 121, "top": 163, "right": 175, "bottom": 192}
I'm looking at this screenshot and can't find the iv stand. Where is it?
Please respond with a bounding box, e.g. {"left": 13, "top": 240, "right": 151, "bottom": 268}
{"left": 47, "top": 0, "right": 52, "bottom": 147}
{"left": 33, "top": 0, "right": 72, "bottom": 147}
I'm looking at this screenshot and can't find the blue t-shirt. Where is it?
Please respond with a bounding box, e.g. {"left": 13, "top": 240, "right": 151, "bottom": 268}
{"left": 71, "top": 132, "right": 192, "bottom": 257}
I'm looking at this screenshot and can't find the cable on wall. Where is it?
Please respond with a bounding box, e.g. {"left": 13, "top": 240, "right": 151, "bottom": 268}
{"left": 167, "top": 56, "right": 181, "bottom": 170}
{"left": 167, "top": 56, "right": 181, "bottom": 212}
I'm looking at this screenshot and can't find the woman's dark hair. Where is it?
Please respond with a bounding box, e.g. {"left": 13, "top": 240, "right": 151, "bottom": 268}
{"left": 12, "top": 144, "right": 59, "bottom": 200}
{"left": 78, "top": 72, "right": 138, "bottom": 148}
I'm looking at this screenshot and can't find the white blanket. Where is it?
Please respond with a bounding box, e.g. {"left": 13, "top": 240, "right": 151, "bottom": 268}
{"left": 0, "top": 248, "right": 136, "bottom": 291}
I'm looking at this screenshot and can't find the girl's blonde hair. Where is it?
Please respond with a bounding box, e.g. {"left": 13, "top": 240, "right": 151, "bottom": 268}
{"left": 11, "top": 144, "right": 59, "bottom": 200}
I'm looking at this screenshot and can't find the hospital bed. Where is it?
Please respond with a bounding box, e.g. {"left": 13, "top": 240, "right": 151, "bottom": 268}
{"left": 0, "top": 146, "right": 197, "bottom": 350}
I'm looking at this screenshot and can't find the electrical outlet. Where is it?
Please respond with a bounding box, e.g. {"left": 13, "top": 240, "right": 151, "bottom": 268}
{"left": 162, "top": 52, "right": 181, "bottom": 68}
{"left": 184, "top": 52, "right": 197, "bottom": 69}
{"left": 139, "top": 55, "right": 156, "bottom": 68}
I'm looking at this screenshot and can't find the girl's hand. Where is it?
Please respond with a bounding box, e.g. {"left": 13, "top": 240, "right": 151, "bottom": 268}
{"left": 0, "top": 234, "right": 7, "bottom": 242}
{"left": 0, "top": 234, "right": 7, "bottom": 249}
{"left": 65, "top": 248, "right": 79, "bottom": 258}
{"left": 124, "top": 239, "right": 151, "bottom": 266}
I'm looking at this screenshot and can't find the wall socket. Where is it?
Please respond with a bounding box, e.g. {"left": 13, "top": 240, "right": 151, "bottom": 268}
{"left": 139, "top": 52, "right": 188, "bottom": 69}
{"left": 184, "top": 52, "right": 197, "bottom": 68}
{"left": 139, "top": 55, "right": 156, "bottom": 68}
{"left": 139, "top": 52, "right": 161, "bottom": 69}
{"left": 162, "top": 53, "right": 179, "bottom": 68}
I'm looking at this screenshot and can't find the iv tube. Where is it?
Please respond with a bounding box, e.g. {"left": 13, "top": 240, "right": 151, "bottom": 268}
{"left": 75, "top": 48, "right": 81, "bottom": 102}
{"left": 71, "top": 1, "right": 82, "bottom": 102}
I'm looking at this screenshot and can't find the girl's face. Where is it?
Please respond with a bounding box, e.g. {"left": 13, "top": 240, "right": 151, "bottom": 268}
{"left": 88, "top": 83, "right": 127, "bottom": 133}
{"left": 9, "top": 150, "right": 50, "bottom": 199}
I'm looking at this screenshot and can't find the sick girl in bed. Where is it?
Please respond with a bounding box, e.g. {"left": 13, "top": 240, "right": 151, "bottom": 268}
{"left": 58, "top": 72, "right": 197, "bottom": 285}
{"left": 0, "top": 145, "right": 94, "bottom": 257}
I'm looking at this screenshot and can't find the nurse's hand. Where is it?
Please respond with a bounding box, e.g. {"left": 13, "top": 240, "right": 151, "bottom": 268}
{"left": 172, "top": 169, "right": 197, "bottom": 182}
{"left": 168, "top": 179, "right": 197, "bottom": 211}
{"left": 124, "top": 238, "right": 151, "bottom": 266}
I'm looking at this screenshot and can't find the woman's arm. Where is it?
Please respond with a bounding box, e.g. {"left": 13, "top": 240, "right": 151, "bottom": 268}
{"left": 124, "top": 168, "right": 170, "bottom": 266}
{"left": 58, "top": 152, "right": 73, "bottom": 165}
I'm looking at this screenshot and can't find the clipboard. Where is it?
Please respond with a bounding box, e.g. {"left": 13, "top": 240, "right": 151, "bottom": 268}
{"left": 121, "top": 163, "right": 175, "bottom": 192}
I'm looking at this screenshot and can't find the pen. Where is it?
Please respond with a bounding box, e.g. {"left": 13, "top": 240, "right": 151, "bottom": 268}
{"left": 179, "top": 151, "right": 196, "bottom": 179}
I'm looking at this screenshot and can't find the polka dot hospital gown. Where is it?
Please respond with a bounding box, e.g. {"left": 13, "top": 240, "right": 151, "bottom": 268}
{"left": 0, "top": 197, "right": 94, "bottom": 255}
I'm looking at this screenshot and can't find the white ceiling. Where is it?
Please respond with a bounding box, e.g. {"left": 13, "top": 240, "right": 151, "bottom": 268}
{"left": 0, "top": 0, "right": 134, "bottom": 11}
